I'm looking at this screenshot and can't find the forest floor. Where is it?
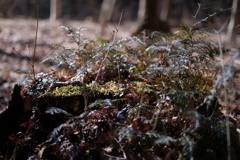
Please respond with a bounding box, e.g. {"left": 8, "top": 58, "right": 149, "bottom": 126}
{"left": 0, "top": 18, "right": 240, "bottom": 112}
{"left": 0, "top": 18, "right": 136, "bottom": 112}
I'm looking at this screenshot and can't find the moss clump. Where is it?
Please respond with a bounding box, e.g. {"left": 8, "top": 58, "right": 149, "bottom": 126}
{"left": 105, "top": 81, "right": 120, "bottom": 92}
{"left": 88, "top": 81, "right": 123, "bottom": 96}
{"left": 131, "top": 81, "right": 153, "bottom": 93}
{"left": 87, "top": 82, "right": 109, "bottom": 95}
{"left": 42, "top": 85, "right": 85, "bottom": 97}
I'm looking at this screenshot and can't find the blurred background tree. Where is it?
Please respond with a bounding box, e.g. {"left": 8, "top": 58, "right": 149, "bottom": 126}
{"left": 227, "top": 0, "right": 240, "bottom": 43}
{"left": 50, "top": 0, "right": 61, "bottom": 21}
{"left": 97, "top": 0, "right": 116, "bottom": 35}
{"left": 134, "top": 0, "right": 170, "bottom": 35}
{"left": 0, "top": 0, "right": 232, "bottom": 20}
{"left": 0, "top": 0, "right": 237, "bottom": 35}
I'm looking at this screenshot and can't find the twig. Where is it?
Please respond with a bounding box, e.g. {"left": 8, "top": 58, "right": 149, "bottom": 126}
{"left": 31, "top": 5, "right": 40, "bottom": 81}
{"left": 37, "top": 46, "right": 53, "bottom": 64}
{"left": 12, "top": 47, "right": 32, "bottom": 67}
{"left": 114, "top": 138, "right": 127, "bottom": 159}
{"left": 95, "top": 10, "right": 124, "bottom": 82}
{"left": 193, "top": 3, "right": 202, "bottom": 19}
{"left": 106, "top": 24, "right": 114, "bottom": 37}
{"left": 13, "top": 5, "right": 40, "bottom": 81}
{"left": 103, "top": 138, "right": 127, "bottom": 159}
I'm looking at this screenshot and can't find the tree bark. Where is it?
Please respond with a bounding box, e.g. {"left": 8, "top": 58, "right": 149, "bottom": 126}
{"left": 69, "top": 0, "right": 78, "bottom": 18}
{"left": 50, "top": 0, "right": 61, "bottom": 21}
{"left": 160, "top": 0, "right": 170, "bottom": 21}
{"left": 134, "top": 0, "right": 170, "bottom": 35}
{"left": 97, "top": 0, "right": 116, "bottom": 36}
{"left": 227, "top": 0, "right": 240, "bottom": 43}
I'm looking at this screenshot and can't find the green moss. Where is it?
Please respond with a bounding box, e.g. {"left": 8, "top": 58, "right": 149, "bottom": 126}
{"left": 104, "top": 81, "right": 121, "bottom": 93}
{"left": 41, "top": 85, "right": 85, "bottom": 97}
{"left": 88, "top": 82, "right": 109, "bottom": 95}
{"left": 132, "top": 81, "right": 153, "bottom": 93}
{"left": 88, "top": 81, "right": 123, "bottom": 95}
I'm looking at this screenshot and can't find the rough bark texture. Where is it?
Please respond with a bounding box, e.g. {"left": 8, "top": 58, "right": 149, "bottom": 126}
{"left": 134, "top": 0, "right": 170, "bottom": 35}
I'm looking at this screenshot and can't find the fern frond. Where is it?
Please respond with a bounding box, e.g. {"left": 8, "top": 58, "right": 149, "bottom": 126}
{"left": 193, "top": 8, "right": 232, "bottom": 27}
{"left": 45, "top": 107, "right": 73, "bottom": 117}
{"left": 50, "top": 123, "right": 70, "bottom": 140}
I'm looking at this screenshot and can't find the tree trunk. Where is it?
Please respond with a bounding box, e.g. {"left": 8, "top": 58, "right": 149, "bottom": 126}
{"left": 160, "top": 0, "right": 170, "bottom": 21}
{"left": 50, "top": 0, "right": 61, "bottom": 21}
{"left": 134, "top": 0, "right": 170, "bottom": 35}
{"left": 227, "top": 0, "right": 240, "bottom": 43}
{"left": 69, "top": 0, "right": 78, "bottom": 18}
{"left": 97, "top": 0, "right": 116, "bottom": 36}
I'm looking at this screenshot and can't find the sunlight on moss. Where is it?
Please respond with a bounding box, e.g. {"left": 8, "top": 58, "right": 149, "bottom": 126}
{"left": 43, "top": 85, "right": 84, "bottom": 97}
{"left": 132, "top": 81, "right": 153, "bottom": 93}
{"left": 88, "top": 82, "right": 109, "bottom": 95}
{"left": 104, "top": 81, "right": 121, "bottom": 93}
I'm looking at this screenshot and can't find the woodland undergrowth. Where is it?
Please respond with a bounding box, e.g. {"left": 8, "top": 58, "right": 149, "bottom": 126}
{"left": 1, "top": 10, "right": 240, "bottom": 160}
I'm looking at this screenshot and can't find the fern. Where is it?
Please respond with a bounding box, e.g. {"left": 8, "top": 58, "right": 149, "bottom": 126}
{"left": 45, "top": 107, "right": 73, "bottom": 117}
{"left": 193, "top": 8, "right": 232, "bottom": 27}
{"left": 6, "top": 17, "right": 240, "bottom": 160}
